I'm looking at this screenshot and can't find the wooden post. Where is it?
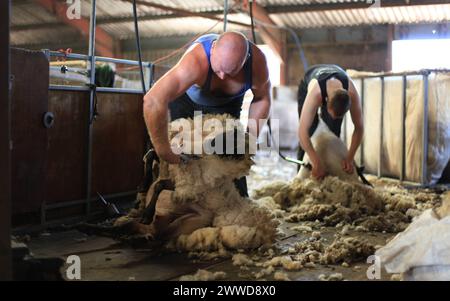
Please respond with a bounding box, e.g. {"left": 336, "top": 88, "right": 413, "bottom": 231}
{"left": 279, "top": 31, "right": 287, "bottom": 85}
{"left": 386, "top": 24, "right": 394, "bottom": 71}
{"left": 0, "top": 0, "right": 12, "bottom": 281}
{"left": 241, "top": 0, "right": 286, "bottom": 85}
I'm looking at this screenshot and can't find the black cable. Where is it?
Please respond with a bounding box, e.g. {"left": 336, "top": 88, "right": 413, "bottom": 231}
{"left": 247, "top": 0, "right": 310, "bottom": 169}
{"left": 249, "top": 0, "right": 257, "bottom": 43}
{"left": 248, "top": 0, "right": 295, "bottom": 165}
{"left": 132, "top": 0, "right": 146, "bottom": 94}
{"left": 245, "top": 4, "right": 367, "bottom": 184}
{"left": 86, "top": 83, "right": 99, "bottom": 124}
{"left": 234, "top": 5, "right": 308, "bottom": 74}
{"left": 252, "top": 18, "right": 308, "bottom": 71}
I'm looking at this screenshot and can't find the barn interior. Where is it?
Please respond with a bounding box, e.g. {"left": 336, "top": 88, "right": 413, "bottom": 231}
{"left": 1, "top": 0, "right": 450, "bottom": 282}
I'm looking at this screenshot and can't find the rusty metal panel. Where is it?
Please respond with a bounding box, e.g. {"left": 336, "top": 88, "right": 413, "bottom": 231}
{"left": 45, "top": 90, "right": 89, "bottom": 203}
{"left": 91, "top": 93, "right": 146, "bottom": 196}
{"left": 10, "top": 48, "right": 49, "bottom": 214}
{"left": 10, "top": 51, "right": 148, "bottom": 222}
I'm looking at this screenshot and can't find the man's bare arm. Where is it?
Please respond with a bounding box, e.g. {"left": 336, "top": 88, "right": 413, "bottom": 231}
{"left": 248, "top": 81, "right": 271, "bottom": 138}
{"left": 248, "top": 47, "right": 271, "bottom": 138}
{"left": 347, "top": 79, "right": 364, "bottom": 161}
{"left": 143, "top": 46, "right": 202, "bottom": 163}
{"left": 298, "top": 82, "right": 321, "bottom": 166}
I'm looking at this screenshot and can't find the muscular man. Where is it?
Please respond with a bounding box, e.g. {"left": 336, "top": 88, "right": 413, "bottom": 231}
{"left": 143, "top": 31, "right": 271, "bottom": 196}
{"left": 297, "top": 64, "right": 364, "bottom": 180}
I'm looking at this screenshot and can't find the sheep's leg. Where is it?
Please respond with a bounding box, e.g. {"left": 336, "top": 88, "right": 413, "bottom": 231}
{"left": 148, "top": 191, "right": 212, "bottom": 239}
{"left": 164, "top": 210, "right": 214, "bottom": 238}
{"left": 141, "top": 178, "right": 174, "bottom": 224}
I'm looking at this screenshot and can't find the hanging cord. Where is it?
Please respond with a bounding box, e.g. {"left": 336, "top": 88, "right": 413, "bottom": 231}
{"left": 152, "top": 3, "right": 238, "bottom": 66}
{"left": 132, "top": 0, "right": 146, "bottom": 93}
{"left": 265, "top": 111, "right": 312, "bottom": 170}
{"left": 249, "top": 0, "right": 257, "bottom": 43}
{"left": 122, "top": 2, "right": 239, "bottom": 69}
{"left": 253, "top": 18, "right": 308, "bottom": 71}
{"left": 86, "top": 83, "right": 99, "bottom": 124}
{"left": 152, "top": 20, "right": 222, "bottom": 65}
{"left": 243, "top": 9, "right": 372, "bottom": 185}
{"left": 117, "top": 18, "right": 222, "bottom": 71}
{"left": 245, "top": 1, "right": 311, "bottom": 169}
{"left": 223, "top": 0, "right": 228, "bottom": 32}
{"left": 234, "top": 5, "right": 308, "bottom": 70}
{"left": 245, "top": 9, "right": 370, "bottom": 184}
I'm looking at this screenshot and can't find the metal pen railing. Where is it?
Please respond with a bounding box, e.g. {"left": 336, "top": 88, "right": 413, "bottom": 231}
{"left": 37, "top": 0, "right": 155, "bottom": 226}
{"left": 347, "top": 69, "right": 450, "bottom": 185}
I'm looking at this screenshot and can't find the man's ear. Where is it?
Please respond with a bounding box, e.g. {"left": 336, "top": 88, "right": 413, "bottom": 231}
{"left": 210, "top": 41, "right": 217, "bottom": 59}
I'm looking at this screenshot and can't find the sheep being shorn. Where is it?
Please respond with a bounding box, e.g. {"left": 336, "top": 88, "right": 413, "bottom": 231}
{"left": 115, "top": 114, "right": 279, "bottom": 252}
{"left": 251, "top": 115, "right": 423, "bottom": 234}
{"left": 297, "top": 116, "right": 359, "bottom": 182}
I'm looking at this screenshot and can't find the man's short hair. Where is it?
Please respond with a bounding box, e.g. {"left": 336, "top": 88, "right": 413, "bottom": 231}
{"left": 328, "top": 89, "right": 351, "bottom": 118}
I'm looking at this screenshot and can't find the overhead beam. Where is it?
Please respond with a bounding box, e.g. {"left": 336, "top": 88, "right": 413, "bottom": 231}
{"left": 97, "top": 12, "right": 181, "bottom": 24}
{"left": 12, "top": 6, "right": 231, "bottom": 30}
{"left": 243, "top": 1, "right": 282, "bottom": 44}
{"left": 264, "top": 0, "right": 450, "bottom": 14}
{"left": 11, "top": 11, "right": 219, "bottom": 31}
{"left": 122, "top": 0, "right": 251, "bottom": 28}
{"left": 11, "top": 12, "right": 182, "bottom": 31}
{"left": 11, "top": 0, "right": 449, "bottom": 31}
{"left": 241, "top": 1, "right": 285, "bottom": 63}
{"left": 240, "top": 0, "right": 288, "bottom": 84}
{"left": 386, "top": 24, "right": 394, "bottom": 71}
{"left": 34, "top": 0, "right": 115, "bottom": 57}
{"left": 13, "top": 0, "right": 450, "bottom": 32}
{"left": 10, "top": 39, "right": 88, "bottom": 50}
{"left": 11, "top": 21, "right": 61, "bottom": 31}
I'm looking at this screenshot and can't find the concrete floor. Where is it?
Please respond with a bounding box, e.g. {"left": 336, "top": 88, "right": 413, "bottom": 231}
{"left": 26, "top": 221, "right": 395, "bottom": 281}
{"left": 25, "top": 150, "right": 400, "bottom": 281}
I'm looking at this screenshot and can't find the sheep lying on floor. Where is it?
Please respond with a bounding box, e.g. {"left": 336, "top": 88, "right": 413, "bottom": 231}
{"left": 297, "top": 117, "right": 359, "bottom": 182}
{"left": 114, "top": 114, "right": 278, "bottom": 252}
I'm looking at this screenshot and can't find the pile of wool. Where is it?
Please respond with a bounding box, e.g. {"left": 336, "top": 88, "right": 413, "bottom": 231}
{"left": 250, "top": 116, "right": 444, "bottom": 234}
{"left": 262, "top": 255, "right": 303, "bottom": 271}
{"left": 232, "top": 253, "right": 254, "bottom": 266}
{"left": 273, "top": 271, "right": 291, "bottom": 281}
{"left": 251, "top": 173, "right": 444, "bottom": 233}
{"left": 116, "top": 114, "right": 278, "bottom": 253}
{"left": 230, "top": 234, "right": 375, "bottom": 279}
{"left": 318, "top": 273, "right": 344, "bottom": 281}
{"left": 371, "top": 178, "right": 442, "bottom": 213}
{"left": 252, "top": 176, "right": 394, "bottom": 230}
{"left": 320, "top": 236, "right": 376, "bottom": 264}
{"left": 254, "top": 176, "right": 384, "bottom": 212}
{"left": 284, "top": 235, "right": 374, "bottom": 266}
{"left": 436, "top": 192, "right": 450, "bottom": 218}
{"left": 179, "top": 269, "right": 227, "bottom": 281}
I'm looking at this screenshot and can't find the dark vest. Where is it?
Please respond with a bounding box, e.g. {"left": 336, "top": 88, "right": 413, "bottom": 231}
{"left": 304, "top": 64, "right": 349, "bottom": 137}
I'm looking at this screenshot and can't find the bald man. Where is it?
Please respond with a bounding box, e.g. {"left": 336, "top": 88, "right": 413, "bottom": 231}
{"left": 143, "top": 32, "right": 271, "bottom": 196}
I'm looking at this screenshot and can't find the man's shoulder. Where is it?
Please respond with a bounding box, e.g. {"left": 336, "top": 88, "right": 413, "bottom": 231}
{"left": 307, "top": 79, "right": 320, "bottom": 94}
{"left": 178, "top": 43, "right": 208, "bottom": 72}
{"left": 251, "top": 44, "right": 266, "bottom": 62}
{"left": 251, "top": 45, "right": 269, "bottom": 85}
{"left": 306, "top": 80, "right": 323, "bottom": 105}
{"left": 184, "top": 43, "right": 205, "bottom": 62}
